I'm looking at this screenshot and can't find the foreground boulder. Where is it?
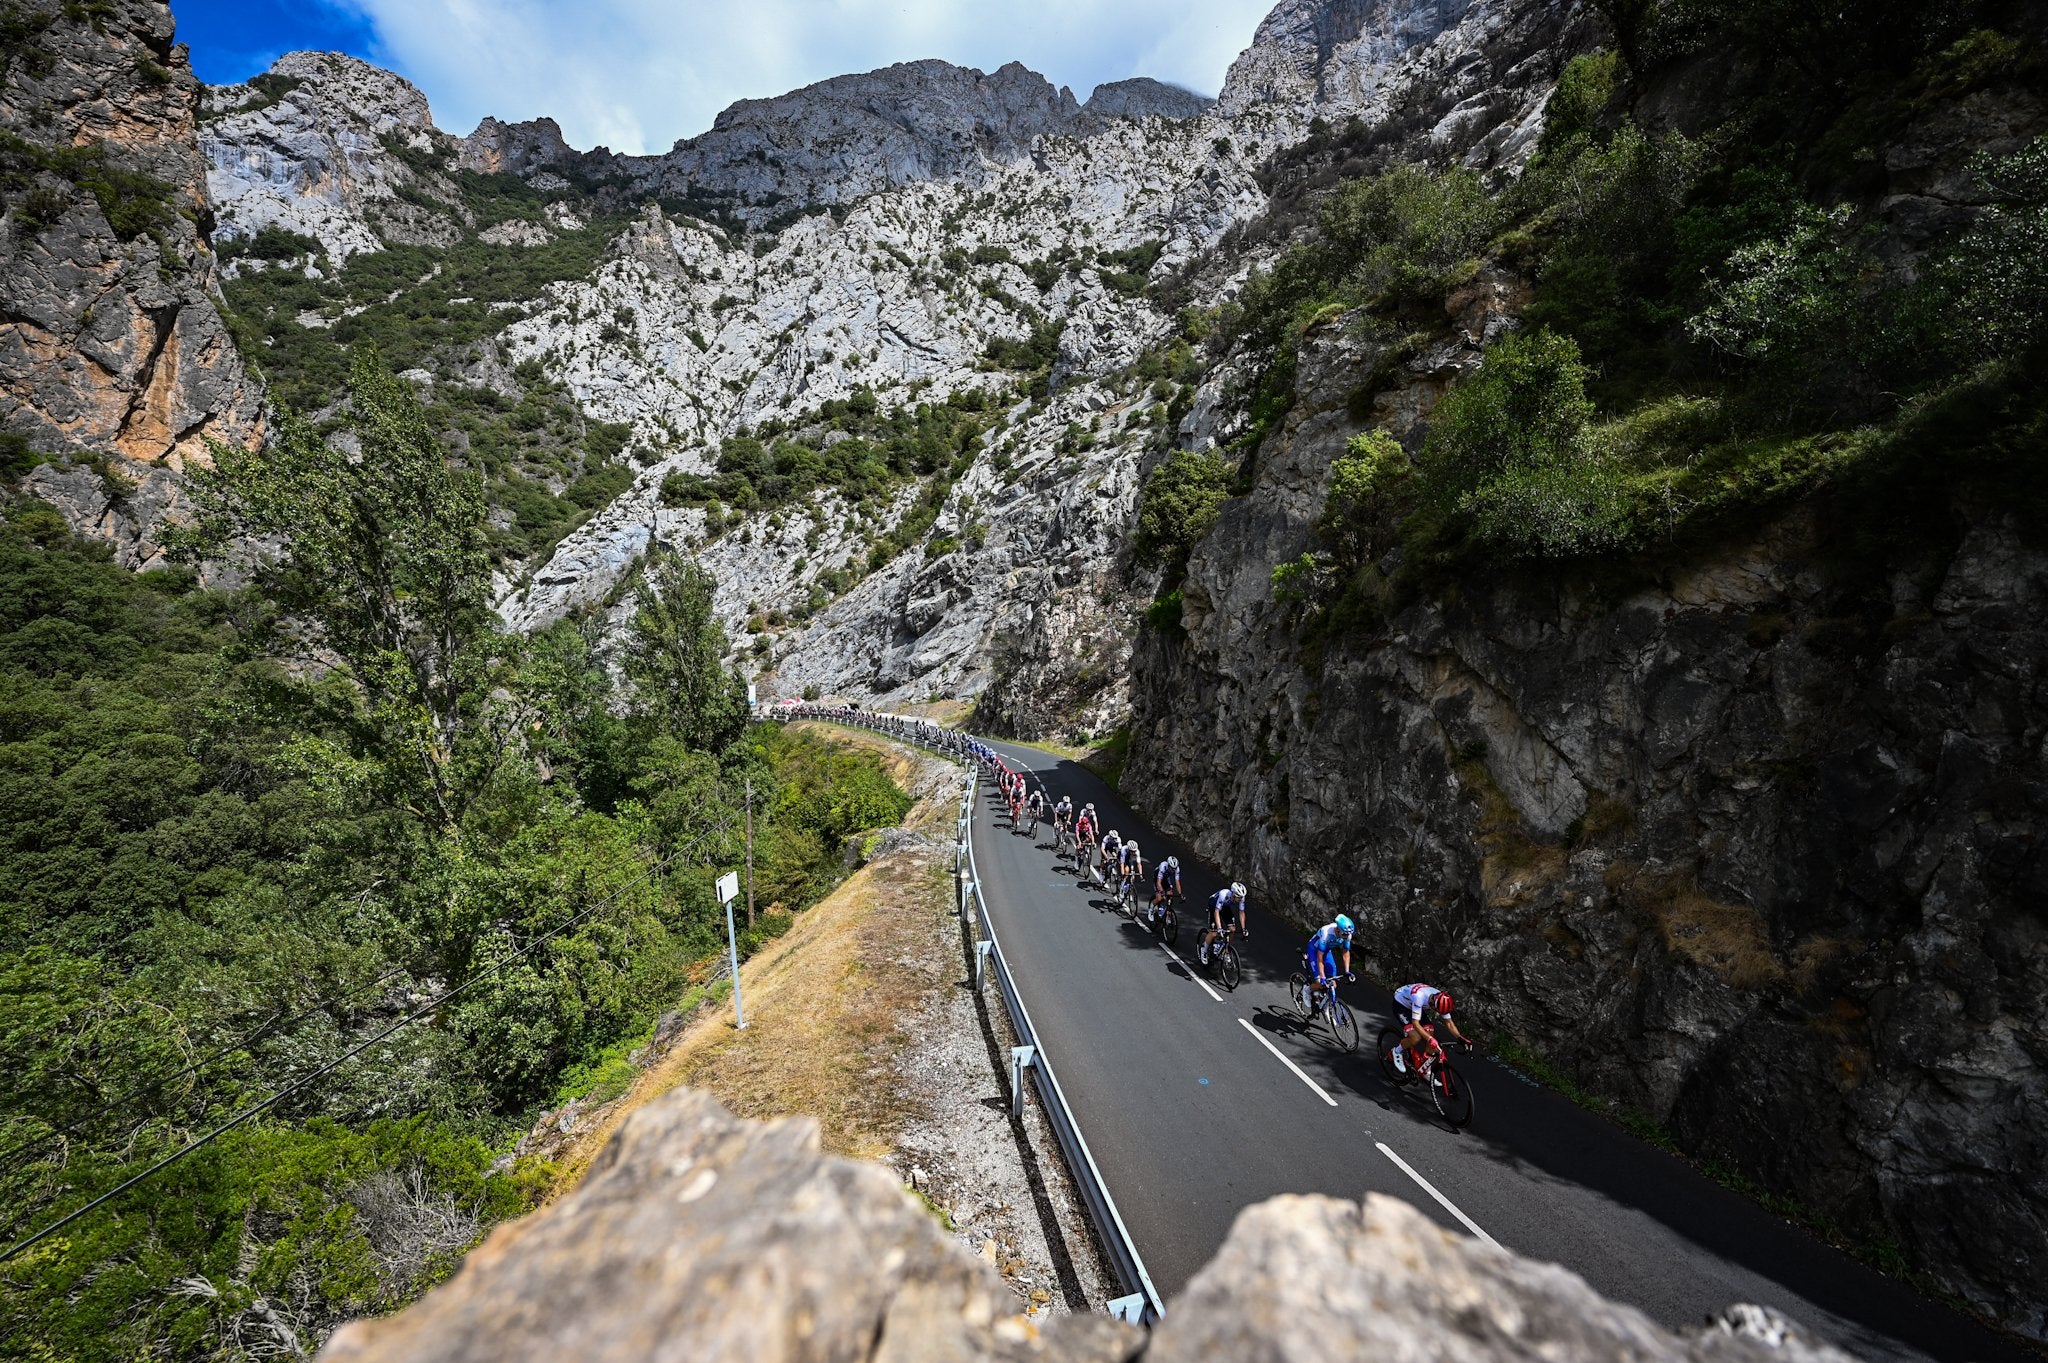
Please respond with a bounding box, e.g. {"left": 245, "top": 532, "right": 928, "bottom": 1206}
{"left": 319, "top": 1086, "right": 1857, "bottom": 1363}
{"left": 318, "top": 1087, "right": 1134, "bottom": 1363}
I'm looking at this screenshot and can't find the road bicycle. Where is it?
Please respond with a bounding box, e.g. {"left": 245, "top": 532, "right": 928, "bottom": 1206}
{"left": 1376, "top": 1023, "right": 1475, "bottom": 1130}
{"left": 1114, "top": 871, "right": 1140, "bottom": 918}
{"left": 1054, "top": 820, "right": 1073, "bottom": 855}
{"left": 1144, "top": 890, "right": 1179, "bottom": 946}
{"left": 1194, "top": 919, "right": 1243, "bottom": 991}
{"left": 1025, "top": 802, "right": 1040, "bottom": 838}
{"left": 1073, "top": 837, "right": 1096, "bottom": 879}
{"left": 1287, "top": 971, "right": 1360, "bottom": 1051}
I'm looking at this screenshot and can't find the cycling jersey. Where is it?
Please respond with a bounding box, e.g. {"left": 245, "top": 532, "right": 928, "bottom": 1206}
{"left": 1307, "top": 923, "right": 1352, "bottom": 955}
{"left": 1209, "top": 888, "right": 1242, "bottom": 922}
{"left": 1119, "top": 846, "right": 1140, "bottom": 870}
{"left": 1075, "top": 816, "right": 1095, "bottom": 840}
{"left": 1100, "top": 834, "right": 1122, "bottom": 861}
{"left": 1156, "top": 864, "right": 1180, "bottom": 894}
{"left": 1394, "top": 982, "right": 1444, "bottom": 1023}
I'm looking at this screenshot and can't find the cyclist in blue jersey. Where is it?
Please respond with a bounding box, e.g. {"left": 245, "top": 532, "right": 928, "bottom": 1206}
{"left": 1150, "top": 855, "right": 1183, "bottom": 925}
{"left": 1198, "top": 882, "right": 1249, "bottom": 966}
{"left": 1301, "top": 916, "right": 1355, "bottom": 1011}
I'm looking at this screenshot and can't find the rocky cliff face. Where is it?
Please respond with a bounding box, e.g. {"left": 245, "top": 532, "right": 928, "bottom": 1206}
{"left": 0, "top": 0, "right": 261, "bottom": 566}
{"left": 201, "top": 51, "right": 440, "bottom": 261}
{"left": 320, "top": 1084, "right": 1862, "bottom": 1363}
{"left": 1125, "top": 300, "right": 2048, "bottom": 1341}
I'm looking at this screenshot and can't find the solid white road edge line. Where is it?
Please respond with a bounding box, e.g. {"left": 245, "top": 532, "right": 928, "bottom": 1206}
{"left": 1159, "top": 941, "right": 1223, "bottom": 1003}
{"left": 1375, "top": 1141, "right": 1502, "bottom": 1250}
{"left": 1238, "top": 1018, "right": 1339, "bottom": 1107}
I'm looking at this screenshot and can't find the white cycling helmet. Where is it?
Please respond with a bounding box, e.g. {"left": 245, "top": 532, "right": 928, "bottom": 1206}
{"left": 1166, "top": 856, "right": 1179, "bottom": 870}
{"left": 1108, "top": 829, "right": 1120, "bottom": 840}
{"left": 1126, "top": 842, "right": 1140, "bottom": 856}
{"left": 1230, "top": 881, "right": 1246, "bottom": 899}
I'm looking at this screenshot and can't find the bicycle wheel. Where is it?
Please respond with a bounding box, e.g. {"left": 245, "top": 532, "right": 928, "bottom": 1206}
{"left": 1288, "top": 971, "right": 1314, "bottom": 1021}
{"left": 1432, "top": 1062, "right": 1476, "bottom": 1130}
{"left": 1216, "top": 942, "right": 1241, "bottom": 992}
{"left": 1324, "top": 996, "right": 1360, "bottom": 1052}
{"left": 1375, "top": 1029, "right": 1406, "bottom": 1084}
{"left": 1159, "top": 904, "right": 1179, "bottom": 946}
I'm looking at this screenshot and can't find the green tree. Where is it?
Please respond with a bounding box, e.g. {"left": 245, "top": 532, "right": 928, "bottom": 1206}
{"left": 1423, "top": 329, "right": 1596, "bottom": 502}
{"left": 624, "top": 546, "right": 747, "bottom": 755}
{"left": 176, "top": 350, "right": 514, "bottom": 836}
{"left": 1317, "top": 430, "right": 1416, "bottom": 570}
{"left": 1134, "top": 449, "right": 1234, "bottom": 576}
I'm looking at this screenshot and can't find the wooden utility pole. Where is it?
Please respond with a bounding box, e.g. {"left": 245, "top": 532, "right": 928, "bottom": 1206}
{"left": 744, "top": 776, "right": 756, "bottom": 929}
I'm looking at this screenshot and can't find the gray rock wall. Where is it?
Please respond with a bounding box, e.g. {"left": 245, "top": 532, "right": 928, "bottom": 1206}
{"left": 1125, "top": 317, "right": 2048, "bottom": 1338}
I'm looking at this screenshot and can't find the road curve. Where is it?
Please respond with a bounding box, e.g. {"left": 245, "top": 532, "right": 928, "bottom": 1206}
{"left": 967, "top": 738, "right": 2026, "bottom": 1363}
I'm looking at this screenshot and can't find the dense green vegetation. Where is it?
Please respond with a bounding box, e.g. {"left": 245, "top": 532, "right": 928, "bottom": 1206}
{"left": 660, "top": 385, "right": 997, "bottom": 593}
{"left": 1178, "top": 0, "right": 2047, "bottom": 628}
{"left": 1, "top": 129, "right": 182, "bottom": 245}
{"left": 215, "top": 168, "right": 637, "bottom": 570}
{"left": 0, "top": 351, "right": 911, "bottom": 1359}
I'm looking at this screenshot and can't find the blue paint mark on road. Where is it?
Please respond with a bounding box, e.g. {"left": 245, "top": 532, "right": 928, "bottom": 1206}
{"left": 1198, "top": 1077, "right": 1211, "bottom": 1086}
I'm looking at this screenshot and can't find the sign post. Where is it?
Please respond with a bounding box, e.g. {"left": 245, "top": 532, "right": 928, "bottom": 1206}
{"left": 716, "top": 871, "right": 746, "bottom": 1029}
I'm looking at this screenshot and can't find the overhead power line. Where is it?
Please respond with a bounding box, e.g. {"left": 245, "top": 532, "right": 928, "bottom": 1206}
{"left": 0, "top": 964, "right": 415, "bottom": 1170}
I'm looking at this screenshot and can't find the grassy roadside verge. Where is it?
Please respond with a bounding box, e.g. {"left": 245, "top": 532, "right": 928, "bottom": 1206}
{"left": 539, "top": 728, "right": 958, "bottom": 1191}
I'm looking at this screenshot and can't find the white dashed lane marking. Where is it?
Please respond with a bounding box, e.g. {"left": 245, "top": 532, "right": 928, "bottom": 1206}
{"left": 1238, "top": 1018, "right": 1339, "bottom": 1107}
{"left": 1376, "top": 1141, "right": 1501, "bottom": 1249}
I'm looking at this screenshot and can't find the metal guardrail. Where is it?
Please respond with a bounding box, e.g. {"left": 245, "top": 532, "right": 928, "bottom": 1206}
{"left": 771, "top": 704, "right": 1167, "bottom": 1326}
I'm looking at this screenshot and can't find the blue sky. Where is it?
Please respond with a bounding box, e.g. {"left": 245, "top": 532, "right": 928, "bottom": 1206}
{"left": 170, "top": 0, "right": 1274, "bottom": 155}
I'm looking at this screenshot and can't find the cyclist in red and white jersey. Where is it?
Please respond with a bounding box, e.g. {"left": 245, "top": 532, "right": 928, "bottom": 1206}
{"left": 1391, "top": 982, "right": 1471, "bottom": 1074}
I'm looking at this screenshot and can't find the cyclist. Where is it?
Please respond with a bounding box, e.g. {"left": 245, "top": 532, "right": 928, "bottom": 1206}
{"left": 1073, "top": 804, "right": 1098, "bottom": 871}
{"left": 1198, "top": 881, "right": 1249, "bottom": 966}
{"left": 1117, "top": 838, "right": 1144, "bottom": 903}
{"left": 1097, "top": 829, "right": 1122, "bottom": 887}
{"left": 1390, "top": 982, "right": 1471, "bottom": 1074}
{"left": 1053, "top": 794, "right": 1074, "bottom": 842}
{"left": 1300, "top": 915, "right": 1354, "bottom": 1011}
{"left": 1150, "top": 855, "right": 1183, "bottom": 925}
{"left": 1026, "top": 785, "right": 1046, "bottom": 831}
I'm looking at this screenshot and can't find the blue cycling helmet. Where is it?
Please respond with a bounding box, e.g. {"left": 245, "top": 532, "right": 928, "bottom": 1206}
{"left": 1334, "top": 914, "right": 1354, "bottom": 935}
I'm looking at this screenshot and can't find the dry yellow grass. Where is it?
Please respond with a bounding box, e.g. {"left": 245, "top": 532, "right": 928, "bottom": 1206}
{"left": 544, "top": 727, "right": 958, "bottom": 1194}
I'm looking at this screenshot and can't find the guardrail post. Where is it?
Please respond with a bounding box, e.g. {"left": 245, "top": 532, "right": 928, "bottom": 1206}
{"left": 1107, "top": 1295, "right": 1146, "bottom": 1324}
{"left": 974, "top": 939, "right": 993, "bottom": 990}
{"left": 1009, "top": 1044, "right": 1035, "bottom": 1118}
{"left": 956, "top": 865, "right": 970, "bottom": 913}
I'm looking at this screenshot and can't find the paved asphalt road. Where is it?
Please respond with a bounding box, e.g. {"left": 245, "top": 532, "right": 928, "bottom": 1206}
{"left": 967, "top": 739, "right": 2028, "bottom": 1363}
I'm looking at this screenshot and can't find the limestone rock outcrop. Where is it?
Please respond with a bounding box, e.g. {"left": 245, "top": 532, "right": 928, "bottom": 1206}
{"left": 0, "top": 0, "right": 262, "bottom": 566}
{"left": 202, "top": 51, "right": 445, "bottom": 260}
{"left": 317, "top": 1085, "right": 1861, "bottom": 1363}
{"left": 1082, "top": 79, "right": 1215, "bottom": 122}
{"left": 319, "top": 1087, "right": 1137, "bottom": 1363}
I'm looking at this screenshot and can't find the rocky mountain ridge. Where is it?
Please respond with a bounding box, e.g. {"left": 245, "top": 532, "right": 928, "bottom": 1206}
{"left": 174, "top": 0, "right": 1568, "bottom": 711}
{"left": 1, "top": 0, "right": 262, "bottom": 567}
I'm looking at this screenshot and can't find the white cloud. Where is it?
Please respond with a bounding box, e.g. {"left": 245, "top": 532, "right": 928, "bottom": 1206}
{"left": 333, "top": 0, "right": 1276, "bottom": 154}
